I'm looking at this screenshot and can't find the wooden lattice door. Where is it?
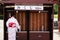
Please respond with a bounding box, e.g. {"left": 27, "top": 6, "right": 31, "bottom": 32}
{"left": 29, "top": 11, "right": 48, "bottom": 31}
{"left": 15, "top": 11, "right": 48, "bottom": 31}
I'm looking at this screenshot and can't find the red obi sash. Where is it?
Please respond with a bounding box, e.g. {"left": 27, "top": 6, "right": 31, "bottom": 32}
{"left": 8, "top": 22, "right": 16, "bottom": 27}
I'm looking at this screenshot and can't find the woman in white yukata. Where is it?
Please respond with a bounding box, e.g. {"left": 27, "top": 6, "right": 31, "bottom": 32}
{"left": 6, "top": 14, "right": 21, "bottom": 40}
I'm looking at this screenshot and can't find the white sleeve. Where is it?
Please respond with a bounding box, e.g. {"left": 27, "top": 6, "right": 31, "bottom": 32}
{"left": 15, "top": 19, "right": 21, "bottom": 30}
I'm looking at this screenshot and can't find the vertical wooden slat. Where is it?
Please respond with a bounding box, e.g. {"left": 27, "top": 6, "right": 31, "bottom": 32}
{"left": 43, "top": 13, "right": 45, "bottom": 27}
{"left": 19, "top": 12, "right": 20, "bottom": 30}
{"left": 35, "top": 13, "right": 37, "bottom": 31}
{"left": 21, "top": 12, "right": 23, "bottom": 31}
{"left": 41, "top": 13, "right": 45, "bottom": 31}
{"left": 30, "top": 13, "right": 32, "bottom": 31}
{"left": 19, "top": 12, "right": 23, "bottom": 31}
{"left": 18, "top": 13, "right": 20, "bottom": 25}
{"left": 39, "top": 13, "right": 42, "bottom": 30}
{"left": 31, "top": 13, "right": 32, "bottom": 31}
{"left": 16, "top": 13, "right": 19, "bottom": 21}
{"left": 34, "top": 13, "right": 36, "bottom": 31}
{"left": 38, "top": 13, "right": 40, "bottom": 31}
{"left": 45, "top": 13, "right": 47, "bottom": 31}
{"left": 41, "top": 13, "right": 43, "bottom": 26}
{"left": 41, "top": 13, "right": 43, "bottom": 30}
{"left": 32, "top": 13, "right": 34, "bottom": 31}
{"left": 22, "top": 13, "right": 23, "bottom": 31}
{"left": 15, "top": 13, "right": 17, "bottom": 20}
{"left": 43, "top": 13, "right": 45, "bottom": 30}
{"left": 19, "top": 12, "right": 21, "bottom": 29}
{"left": 18, "top": 13, "right": 20, "bottom": 24}
{"left": 36, "top": 13, "right": 38, "bottom": 31}
{"left": 23, "top": 12, "right": 25, "bottom": 31}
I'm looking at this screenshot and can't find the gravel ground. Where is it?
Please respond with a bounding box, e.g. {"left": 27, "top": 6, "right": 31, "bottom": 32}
{"left": 53, "top": 29, "right": 60, "bottom": 40}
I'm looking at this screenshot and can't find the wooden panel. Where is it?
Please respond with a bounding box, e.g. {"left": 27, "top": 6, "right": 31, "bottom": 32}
{"left": 15, "top": 11, "right": 48, "bottom": 31}
{"left": 23, "top": 13, "right": 26, "bottom": 31}
{"left": 29, "top": 31, "right": 50, "bottom": 40}
{"left": 37, "top": 13, "right": 40, "bottom": 31}
{"left": 45, "top": 13, "right": 48, "bottom": 31}
{"left": 34, "top": 13, "right": 36, "bottom": 31}
{"left": 41, "top": 13, "right": 44, "bottom": 30}
{"left": 29, "top": 12, "right": 48, "bottom": 31}
{"left": 36, "top": 13, "right": 38, "bottom": 31}
{"left": 19, "top": 12, "right": 26, "bottom": 31}
{"left": 15, "top": 12, "right": 26, "bottom": 31}
{"left": 30, "top": 13, "right": 35, "bottom": 31}
{"left": 30, "top": 13, "right": 32, "bottom": 31}
{"left": 16, "top": 32, "right": 27, "bottom": 40}
{"left": 58, "top": 7, "right": 60, "bottom": 32}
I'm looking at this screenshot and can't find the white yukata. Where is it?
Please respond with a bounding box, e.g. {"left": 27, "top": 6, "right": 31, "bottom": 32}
{"left": 6, "top": 16, "right": 20, "bottom": 40}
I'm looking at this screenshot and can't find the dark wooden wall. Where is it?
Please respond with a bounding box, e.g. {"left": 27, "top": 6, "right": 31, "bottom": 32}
{"left": 29, "top": 11, "right": 48, "bottom": 31}
{"left": 15, "top": 11, "right": 48, "bottom": 31}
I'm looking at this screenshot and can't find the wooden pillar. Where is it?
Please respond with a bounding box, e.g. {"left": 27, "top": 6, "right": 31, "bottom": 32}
{"left": 58, "top": 4, "right": 60, "bottom": 32}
